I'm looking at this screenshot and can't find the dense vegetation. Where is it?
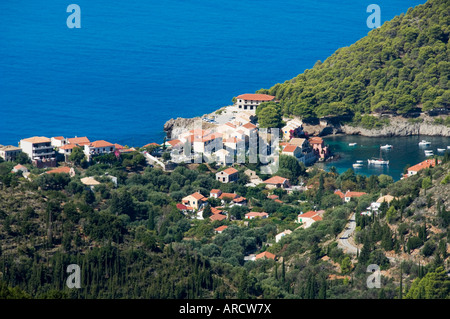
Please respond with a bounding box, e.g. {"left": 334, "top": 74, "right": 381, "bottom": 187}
{"left": 0, "top": 146, "right": 449, "bottom": 299}
{"left": 255, "top": 0, "right": 449, "bottom": 126}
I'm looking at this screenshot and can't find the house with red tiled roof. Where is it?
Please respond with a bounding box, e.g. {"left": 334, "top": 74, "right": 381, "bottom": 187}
{"left": 297, "top": 210, "right": 324, "bottom": 228}
{"left": 281, "top": 144, "right": 301, "bottom": 158}
{"left": 182, "top": 192, "right": 207, "bottom": 210}
{"left": 143, "top": 142, "right": 161, "bottom": 148}
{"left": 12, "top": 164, "right": 28, "bottom": 174}
{"left": 216, "top": 167, "right": 239, "bottom": 183}
{"left": 209, "top": 213, "right": 227, "bottom": 222}
{"left": 407, "top": 159, "right": 440, "bottom": 177}
{"left": 309, "top": 136, "right": 329, "bottom": 160}
{"left": 235, "top": 93, "right": 275, "bottom": 112}
{"left": 46, "top": 166, "right": 75, "bottom": 177}
{"left": 334, "top": 189, "right": 367, "bottom": 202}
{"left": 215, "top": 225, "right": 228, "bottom": 234}
{"left": 67, "top": 136, "right": 90, "bottom": 146}
{"left": 255, "top": 251, "right": 276, "bottom": 260}
{"left": 51, "top": 136, "right": 66, "bottom": 148}
{"left": 84, "top": 140, "right": 115, "bottom": 161}
{"left": 263, "top": 176, "right": 290, "bottom": 189}
{"left": 210, "top": 189, "right": 222, "bottom": 198}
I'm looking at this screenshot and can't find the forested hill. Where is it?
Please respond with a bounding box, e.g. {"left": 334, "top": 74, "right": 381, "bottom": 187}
{"left": 257, "top": 0, "right": 449, "bottom": 120}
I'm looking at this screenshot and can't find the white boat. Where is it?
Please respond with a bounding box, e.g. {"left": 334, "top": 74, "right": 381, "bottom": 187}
{"left": 447, "top": 146, "right": 450, "bottom": 149}
{"left": 349, "top": 143, "right": 357, "bottom": 146}
{"left": 356, "top": 160, "right": 364, "bottom": 163}
{"left": 418, "top": 140, "right": 431, "bottom": 146}
{"left": 437, "top": 148, "right": 446, "bottom": 153}
{"left": 353, "top": 163, "right": 363, "bottom": 168}
{"left": 368, "top": 159, "right": 389, "bottom": 165}
{"left": 368, "top": 149, "right": 389, "bottom": 165}
{"left": 380, "top": 144, "right": 393, "bottom": 150}
{"left": 424, "top": 150, "right": 434, "bottom": 156}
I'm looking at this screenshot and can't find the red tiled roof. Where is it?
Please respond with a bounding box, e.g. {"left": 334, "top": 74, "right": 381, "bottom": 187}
{"left": 143, "top": 142, "right": 160, "bottom": 148}
{"left": 215, "top": 225, "right": 228, "bottom": 232}
{"left": 67, "top": 137, "right": 90, "bottom": 145}
{"left": 282, "top": 144, "right": 298, "bottom": 153}
{"left": 90, "top": 140, "right": 113, "bottom": 148}
{"left": 334, "top": 190, "right": 345, "bottom": 199}
{"left": 345, "top": 191, "right": 367, "bottom": 198}
{"left": 210, "top": 214, "right": 227, "bottom": 221}
{"left": 190, "top": 192, "right": 206, "bottom": 200}
{"left": 309, "top": 137, "right": 323, "bottom": 144}
{"left": 167, "top": 139, "right": 182, "bottom": 146}
{"left": 52, "top": 136, "right": 65, "bottom": 140}
{"left": 298, "top": 210, "right": 319, "bottom": 218}
{"left": 46, "top": 166, "right": 71, "bottom": 174}
{"left": 59, "top": 144, "right": 77, "bottom": 150}
{"left": 219, "top": 192, "right": 238, "bottom": 200}
{"left": 233, "top": 196, "right": 246, "bottom": 203}
{"left": 176, "top": 203, "right": 187, "bottom": 210}
{"left": 210, "top": 189, "right": 221, "bottom": 194}
{"left": 263, "top": 176, "right": 289, "bottom": 185}
{"left": 211, "top": 207, "right": 223, "bottom": 215}
{"left": 408, "top": 159, "right": 439, "bottom": 172}
{"left": 221, "top": 167, "right": 238, "bottom": 175}
{"left": 242, "top": 122, "right": 257, "bottom": 130}
{"left": 236, "top": 94, "right": 275, "bottom": 101}
{"left": 255, "top": 251, "right": 276, "bottom": 260}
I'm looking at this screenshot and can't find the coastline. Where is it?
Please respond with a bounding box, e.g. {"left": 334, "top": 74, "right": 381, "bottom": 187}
{"left": 163, "top": 110, "right": 450, "bottom": 140}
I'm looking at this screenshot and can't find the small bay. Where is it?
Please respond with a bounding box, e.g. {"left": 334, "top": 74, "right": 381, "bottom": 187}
{"left": 317, "top": 135, "right": 450, "bottom": 181}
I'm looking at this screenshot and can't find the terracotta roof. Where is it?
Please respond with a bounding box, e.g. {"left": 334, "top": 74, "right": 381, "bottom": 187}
{"left": 59, "top": 144, "right": 77, "bottom": 150}
{"left": 334, "top": 190, "right": 345, "bottom": 199}
{"left": 408, "top": 159, "right": 439, "bottom": 172}
{"left": 233, "top": 196, "right": 246, "bottom": 203}
{"left": 46, "top": 166, "right": 71, "bottom": 174}
{"left": 308, "top": 137, "right": 323, "bottom": 144}
{"left": 223, "top": 137, "right": 243, "bottom": 144}
{"left": 298, "top": 210, "right": 319, "bottom": 218}
{"left": 211, "top": 207, "right": 223, "bottom": 215}
{"left": 345, "top": 191, "right": 367, "bottom": 198}
{"left": 268, "top": 194, "right": 279, "bottom": 199}
{"left": 221, "top": 167, "right": 238, "bottom": 175}
{"left": 210, "top": 214, "right": 227, "bottom": 221}
{"left": 67, "top": 137, "right": 90, "bottom": 145}
{"left": 89, "top": 140, "right": 114, "bottom": 148}
{"left": 236, "top": 94, "right": 275, "bottom": 101}
{"left": 176, "top": 203, "right": 187, "bottom": 210}
{"left": 13, "top": 164, "right": 27, "bottom": 170}
{"left": 190, "top": 192, "right": 206, "bottom": 201}
{"left": 219, "top": 192, "right": 238, "bottom": 200}
{"left": 255, "top": 251, "right": 276, "bottom": 260}
{"left": 263, "top": 176, "right": 289, "bottom": 185}
{"left": 167, "top": 139, "right": 182, "bottom": 146}
{"left": 22, "top": 136, "right": 51, "bottom": 144}
{"left": 215, "top": 225, "right": 228, "bottom": 232}
{"left": 52, "top": 136, "right": 65, "bottom": 140}
{"left": 282, "top": 144, "right": 298, "bottom": 153}
{"left": 143, "top": 142, "right": 160, "bottom": 148}
{"left": 242, "top": 122, "right": 257, "bottom": 130}
{"left": 114, "top": 144, "right": 124, "bottom": 150}
{"left": 210, "top": 189, "right": 221, "bottom": 194}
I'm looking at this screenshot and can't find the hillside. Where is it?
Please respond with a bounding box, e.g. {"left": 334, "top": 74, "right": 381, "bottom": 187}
{"left": 256, "top": 0, "right": 449, "bottom": 124}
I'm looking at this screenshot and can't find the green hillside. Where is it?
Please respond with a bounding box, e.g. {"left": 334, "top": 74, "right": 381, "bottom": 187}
{"left": 256, "top": 0, "right": 449, "bottom": 122}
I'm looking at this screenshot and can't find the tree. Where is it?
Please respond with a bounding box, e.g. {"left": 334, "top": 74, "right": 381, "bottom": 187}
{"left": 69, "top": 146, "right": 86, "bottom": 165}
{"left": 202, "top": 205, "right": 212, "bottom": 219}
{"left": 257, "top": 105, "right": 282, "bottom": 129}
{"left": 405, "top": 267, "right": 450, "bottom": 299}
{"left": 340, "top": 257, "right": 352, "bottom": 274}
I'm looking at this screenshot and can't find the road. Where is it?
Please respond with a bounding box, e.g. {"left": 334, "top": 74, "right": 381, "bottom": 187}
{"left": 338, "top": 213, "right": 359, "bottom": 255}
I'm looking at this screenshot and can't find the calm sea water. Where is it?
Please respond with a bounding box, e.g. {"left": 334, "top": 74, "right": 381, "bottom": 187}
{"left": 317, "top": 135, "right": 450, "bottom": 181}
{"left": 0, "top": 0, "right": 426, "bottom": 148}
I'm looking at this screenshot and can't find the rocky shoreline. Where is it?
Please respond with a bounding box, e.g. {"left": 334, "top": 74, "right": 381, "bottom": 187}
{"left": 164, "top": 112, "right": 450, "bottom": 139}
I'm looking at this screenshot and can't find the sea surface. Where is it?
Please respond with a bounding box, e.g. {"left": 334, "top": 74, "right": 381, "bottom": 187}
{"left": 317, "top": 135, "right": 450, "bottom": 181}
{"left": 0, "top": 0, "right": 426, "bottom": 148}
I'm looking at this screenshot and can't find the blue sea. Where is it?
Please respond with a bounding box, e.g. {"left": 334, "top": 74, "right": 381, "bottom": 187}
{"left": 1, "top": 0, "right": 426, "bottom": 148}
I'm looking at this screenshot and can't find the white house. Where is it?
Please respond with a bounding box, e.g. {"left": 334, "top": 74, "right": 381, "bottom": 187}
{"left": 0, "top": 145, "right": 22, "bottom": 162}
{"left": 297, "top": 211, "right": 323, "bottom": 228}
{"left": 84, "top": 140, "right": 115, "bottom": 161}
{"left": 234, "top": 93, "right": 275, "bottom": 112}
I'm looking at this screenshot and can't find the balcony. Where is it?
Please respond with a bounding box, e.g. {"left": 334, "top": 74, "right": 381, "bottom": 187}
{"left": 32, "top": 145, "right": 52, "bottom": 151}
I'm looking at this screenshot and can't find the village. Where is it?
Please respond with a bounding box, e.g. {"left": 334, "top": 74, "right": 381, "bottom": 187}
{"left": 0, "top": 93, "right": 445, "bottom": 263}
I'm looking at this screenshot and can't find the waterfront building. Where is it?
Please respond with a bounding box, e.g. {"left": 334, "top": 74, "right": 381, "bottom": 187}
{"left": 19, "top": 136, "right": 56, "bottom": 168}
{"left": 234, "top": 93, "right": 275, "bottom": 112}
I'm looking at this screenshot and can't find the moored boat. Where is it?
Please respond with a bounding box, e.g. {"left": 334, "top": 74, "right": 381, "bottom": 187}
{"left": 349, "top": 143, "right": 357, "bottom": 146}
{"left": 418, "top": 140, "right": 431, "bottom": 146}
{"left": 380, "top": 144, "right": 393, "bottom": 150}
